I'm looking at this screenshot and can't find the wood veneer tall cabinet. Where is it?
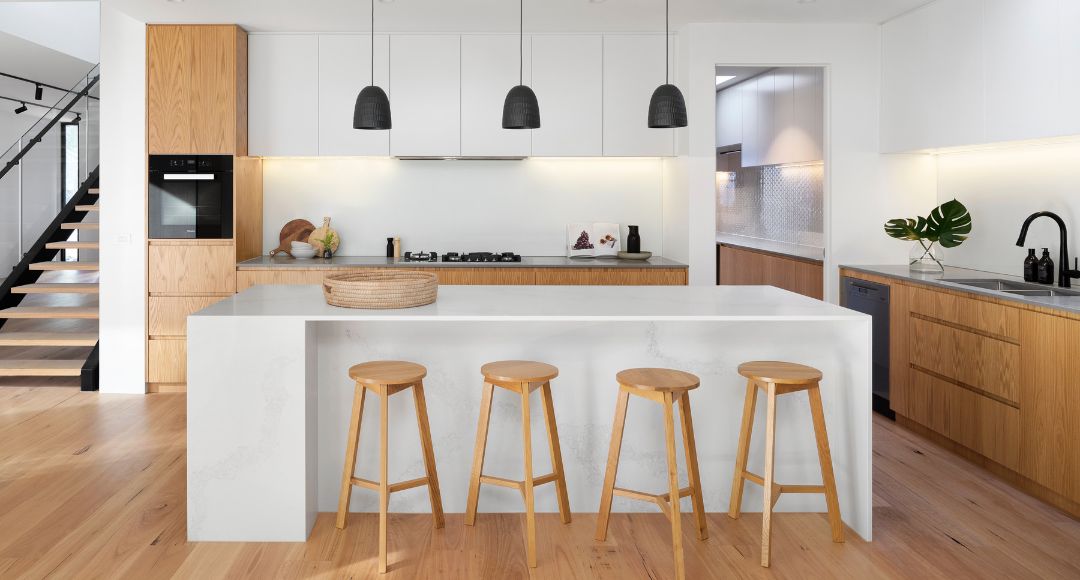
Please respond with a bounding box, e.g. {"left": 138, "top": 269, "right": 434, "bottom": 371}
{"left": 147, "top": 24, "right": 248, "bottom": 155}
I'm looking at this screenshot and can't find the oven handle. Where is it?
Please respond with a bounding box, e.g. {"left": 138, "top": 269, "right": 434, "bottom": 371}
{"left": 163, "top": 173, "right": 216, "bottom": 181}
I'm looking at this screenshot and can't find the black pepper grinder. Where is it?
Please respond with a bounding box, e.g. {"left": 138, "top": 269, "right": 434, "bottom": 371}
{"left": 386, "top": 237, "right": 394, "bottom": 258}
{"left": 1037, "top": 248, "right": 1055, "bottom": 284}
{"left": 627, "top": 225, "right": 641, "bottom": 253}
{"left": 1023, "top": 248, "right": 1038, "bottom": 282}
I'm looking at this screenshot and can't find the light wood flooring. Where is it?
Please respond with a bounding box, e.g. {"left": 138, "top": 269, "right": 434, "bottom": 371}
{"left": 0, "top": 388, "right": 1078, "bottom": 579}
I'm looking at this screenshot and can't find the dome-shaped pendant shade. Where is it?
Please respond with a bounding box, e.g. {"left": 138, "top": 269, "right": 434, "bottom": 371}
{"left": 502, "top": 85, "right": 541, "bottom": 129}
{"left": 353, "top": 85, "right": 392, "bottom": 130}
{"left": 648, "top": 84, "right": 687, "bottom": 128}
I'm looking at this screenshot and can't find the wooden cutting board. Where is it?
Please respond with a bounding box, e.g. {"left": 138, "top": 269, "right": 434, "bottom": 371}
{"left": 269, "top": 219, "right": 316, "bottom": 257}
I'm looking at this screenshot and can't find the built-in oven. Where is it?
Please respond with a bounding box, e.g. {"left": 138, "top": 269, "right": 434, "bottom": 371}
{"left": 148, "top": 155, "right": 233, "bottom": 239}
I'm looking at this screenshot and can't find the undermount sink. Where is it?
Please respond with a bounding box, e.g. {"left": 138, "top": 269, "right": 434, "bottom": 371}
{"left": 940, "top": 278, "right": 1080, "bottom": 297}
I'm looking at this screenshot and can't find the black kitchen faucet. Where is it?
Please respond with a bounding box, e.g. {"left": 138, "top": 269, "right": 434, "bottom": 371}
{"left": 1016, "top": 211, "right": 1080, "bottom": 288}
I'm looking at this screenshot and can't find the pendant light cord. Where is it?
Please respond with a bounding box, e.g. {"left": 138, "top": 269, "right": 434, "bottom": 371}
{"left": 519, "top": 0, "right": 524, "bottom": 86}
{"left": 370, "top": 0, "right": 375, "bottom": 86}
{"left": 665, "top": 0, "right": 670, "bottom": 84}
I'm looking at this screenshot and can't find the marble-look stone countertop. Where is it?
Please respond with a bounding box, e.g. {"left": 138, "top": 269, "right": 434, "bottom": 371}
{"left": 195, "top": 283, "right": 865, "bottom": 322}
{"left": 237, "top": 255, "right": 687, "bottom": 269}
{"left": 841, "top": 264, "right": 1080, "bottom": 316}
{"left": 716, "top": 233, "right": 825, "bottom": 263}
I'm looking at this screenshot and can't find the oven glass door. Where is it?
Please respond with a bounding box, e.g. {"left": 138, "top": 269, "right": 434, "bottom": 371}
{"left": 149, "top": 173, "right": 232, "bottom": 239}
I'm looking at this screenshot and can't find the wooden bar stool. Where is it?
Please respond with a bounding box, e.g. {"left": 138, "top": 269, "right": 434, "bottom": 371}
{"left": 464, "top": 360, "right": 571, "bottom": 569}
{"left": 728, "top": 361, "right": 843, "bottom": 568}
{"left": 335, "top": 361, "right": 445, "bottom": 575}
{"left": 596, "top": 368, "right": 708, "bottom": 580}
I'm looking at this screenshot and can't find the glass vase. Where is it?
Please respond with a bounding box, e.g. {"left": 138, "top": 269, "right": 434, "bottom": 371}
{"left": 909, "top": 240, "right": 944, "bottom": 273}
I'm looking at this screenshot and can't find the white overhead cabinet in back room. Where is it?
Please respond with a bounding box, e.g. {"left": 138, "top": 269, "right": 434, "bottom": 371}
{"left": 248, "top": 34, "right": 319, "bottom": 156}
{"left": 726, "top": 68, "right": 823, "bottom": 167}
{"left": 390, "top": 35, "right": 461, "bottom": 157}
{"left": 530, "top": 35, "right": 603, "bottom": 156}
{"left": 318, "top": 35, "right": 391, "bottom": 156}
{"left": 603, "top": 35, "right": 674, "bottom": 157}
{"left": 460, "top": 35, "right": 531, "bottom": 157}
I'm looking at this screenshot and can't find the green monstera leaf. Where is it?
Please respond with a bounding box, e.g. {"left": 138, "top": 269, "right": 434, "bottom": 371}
{"left": 924, "top": 198, "right": 972, "bottom": 248}
{"left": 884, "top": 217, "right": 928, "bottom": 241}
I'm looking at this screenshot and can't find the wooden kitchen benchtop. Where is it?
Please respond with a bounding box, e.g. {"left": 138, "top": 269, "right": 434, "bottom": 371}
{"left": 237, "top": 255, "right": 688, "bottom": 269}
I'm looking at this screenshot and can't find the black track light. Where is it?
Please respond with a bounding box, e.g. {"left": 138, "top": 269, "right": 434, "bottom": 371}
{"left": 647, "top": 0, "right": 687, "bottom": 128}
{"left": 14, "top": 102, "right": 28, "bottom": 115}
{"left": 73, "top": 114, "right": 82, "bottom": 124}
{"left": 353, "top": 0, "right": 391, "bottom": 130}
{"left": 502, "top": 0, "right": 540, "bottom": 129}
{"left": 34, "top": 83, "right": 43, "bottom": 100}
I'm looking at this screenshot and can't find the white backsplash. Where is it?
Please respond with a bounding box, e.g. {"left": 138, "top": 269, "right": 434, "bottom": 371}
{"left": 262, "top": 157, "right": 664, "bottom": 256}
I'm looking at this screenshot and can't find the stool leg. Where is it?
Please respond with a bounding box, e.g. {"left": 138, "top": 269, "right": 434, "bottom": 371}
{"left": 465, "top": 382, "right": 495, "bottom": 527}
{"left": 662, "top": 392, "right": 685, "bottom": 580}
{"left": 760, "top": 383, "right": 777, "bottom": 568}
{"left": 678, "top": 393, "right": 708, "bottom": 541}
{"left": 728, "top": 379, "right": 758, "bottom": 520}
{"left": 595, "top": 388, "right": 630, "bottom": 542}
{"left": 808, "top": 383, "right": 844, "bottom": 543}
{"left": 378, "top": 386, "right": 390, "bottom": 574}
{"left": 539, "top": 382, "right": 571, "bottom": 525}
{"left": 412, "top": 381, "right": 445, "bottom": 529}
{"left": 336, "top": 384, "right": 366, "bottom": 529}
{"left": 520, "top": 385, "right": 537, "bottom": 569}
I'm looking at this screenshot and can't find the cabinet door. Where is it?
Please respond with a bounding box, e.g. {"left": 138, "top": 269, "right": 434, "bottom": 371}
{"left": 460, "top": 35, "right": 531, "bottom": 157}
{"left": 739, "top": 78, "right": 760, "bottom": 166}
{"left": 715, "top": 84, "right": 742, "bottom": 149}
{"left": 148, "top": 243, "right": 236, "bottom": 294}
{"left": 390, "top": 35, "right": 461, "bottom": 157}
{"left": 792, "top": 67, "right": 824, "bottom": 163}
{"left": 531, "top": 35, "right": 602, "bottom": 156}
{"left": 763, "top": 69, "right": 794, "bottom": 166}
{"left": 190, "top": 26, "right": 241, "bottom": 155}
{"left": 318, "top": 35, "right": 391, "bottom": 156}
{"left": 603, "top": 35, "right": 674, "bottom": 157}
{"left": 248, "top": 34, "right": 319, "bottom": 156}
{"left": 147, "top": 26, "right": 193, "bottom": 154}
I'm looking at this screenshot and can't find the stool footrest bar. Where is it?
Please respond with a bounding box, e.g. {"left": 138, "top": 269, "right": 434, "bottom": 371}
{"left": 350, "top": 476, "right": 431, "bottom": 494}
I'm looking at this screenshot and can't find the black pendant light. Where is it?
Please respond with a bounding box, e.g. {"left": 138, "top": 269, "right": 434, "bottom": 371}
{"left": 502, "top": 0, "right": 540, "bottom": 129}
{"left": 354, "top": 0, "right": 391, "bottom": 130}
{"left": 647, "top": 0, "right": 687, "bottom": 128}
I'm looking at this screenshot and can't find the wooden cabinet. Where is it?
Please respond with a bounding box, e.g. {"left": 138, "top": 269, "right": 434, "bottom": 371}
{"left": 317, "top": 34, "right": 391, "bottom": 156}
{"left": 460, "top": 35, "right": 531, "bottom": 157}
{"left": 148, "top": 242, "right": 236, "bottom": 294}
{"left": 149, "top": 296, "right": 229, "bottom": 337}
{"left": 247, "top": 34, "right": 319, "bottom": 156}
{"left": 602, "top": 35, "right": 675, "bottom": 157}
{"left": 148, "top": 339, "right": 187, "bottom": 384}
{"left": 390, "top": 35, "right": 461, "bottom": 157}
{"left": 147, "top": 25, "right": 247, "bottom": 155}
{"left": 531, "top": 35, "right": 603, "bottom": 156}
{"left": 908, "top": 316, "right": 1020, "bottom": 404}
{"left": 717, "top": 244, "right": 823, "bottom": 300}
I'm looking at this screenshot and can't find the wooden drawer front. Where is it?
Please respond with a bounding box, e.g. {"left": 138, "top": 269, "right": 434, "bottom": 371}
{"left": 148, "top": 339, "right": 186, "bottom": 383}
{"left": 236, "top": 269, "right": 330, "bottom": 292}
{"left": 534, "top": 268, "right": 687, "bottom": 286}
{"left": 900, "top": 368, "right": 1020, "bottom": 470}
{"left": 149, "top": 244, "right": 236, "bottom": 294}
{"left": 718, "top": 245, "right": 822, "bottom": 298}
{"left": 909, "top": 285, "right": 1020, "bottom": 340}
{"left": 436, "top": 268, "right": 536, "bottom": 285}
{"left": 909, "top": 317, "right": 1019, "bottom": 403}
{"left": 149, "top": 296, "right": 228, "bottom": 337}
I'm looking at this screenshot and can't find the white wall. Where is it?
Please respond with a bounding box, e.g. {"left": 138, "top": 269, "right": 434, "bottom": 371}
{"left": 263, "top": 157, "right": 664, "bottom": 255}
{"left": 98, "top": 2, "right": 146, "bottom": 394}
{"left": 670, "top": 22, "right": 936, "bottom": 300}
{"left": 936, "top": 140, "right": 1080, "bottom": 277}
{"left": 0, "top": 1, "right": 101, "bottom": 63}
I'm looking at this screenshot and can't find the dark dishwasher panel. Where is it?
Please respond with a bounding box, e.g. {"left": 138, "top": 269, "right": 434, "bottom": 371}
{"left": 842, "top": 277, "right": 892, "bottom": 419}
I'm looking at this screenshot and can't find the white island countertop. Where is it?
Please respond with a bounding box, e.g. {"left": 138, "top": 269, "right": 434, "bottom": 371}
{"left": 194, "top": 283, "right": 864, "bottom": 322}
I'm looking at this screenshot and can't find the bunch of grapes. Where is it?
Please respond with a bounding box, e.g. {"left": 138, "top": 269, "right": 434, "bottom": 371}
{"left": 573, "top": 230, "right": 594, "bottom": 250}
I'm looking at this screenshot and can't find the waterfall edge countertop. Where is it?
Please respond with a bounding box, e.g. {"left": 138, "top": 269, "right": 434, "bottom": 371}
{"left": 237, "top": 255, "right": 688, "bottom": 269}
{"left": 186, "top": 285, "right": 872, "bottom": 544}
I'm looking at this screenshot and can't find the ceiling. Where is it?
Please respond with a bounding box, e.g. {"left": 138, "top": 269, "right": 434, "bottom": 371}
{"left": 110, "top": 0, "right": 933, "bottom": 33}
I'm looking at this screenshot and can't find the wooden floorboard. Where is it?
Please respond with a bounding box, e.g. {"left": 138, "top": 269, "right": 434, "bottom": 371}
{"left": 0, "top": 391, "right": 1077, "bottom": 579}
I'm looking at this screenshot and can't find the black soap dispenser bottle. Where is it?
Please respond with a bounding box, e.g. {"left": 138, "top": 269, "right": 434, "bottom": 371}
{"left": 1023, "top": 248, "right": 1038, "bottom": 282}
{"left": 1037, "top": 248, "right": 1055, "bottom": 284}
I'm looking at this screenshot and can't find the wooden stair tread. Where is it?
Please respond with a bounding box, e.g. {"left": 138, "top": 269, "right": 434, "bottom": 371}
{"left": 0, "top": 332, "right": 97, "bottom": 346}
{"left": 0, "top": 360, "right": 84, "bottom": 377}
{"left": 29, "top": 262, "right": 99, "bottom": 271}
{"left": 46, "top": 241, "right": 98, "bottom": 250}
{"left": 75, "top": 204, "right": 100, "bottom": 212}
{"left": 87, "top": 187, "right": 99, "bottom": 194}
{"left": 0, "top": 306, "right": 98, "bottom": 319}
{"left": 60, "top": 223, "right": 98, "bottom": 230}
{"left": 11, "top": 283, "right": 99, "bottom": 294}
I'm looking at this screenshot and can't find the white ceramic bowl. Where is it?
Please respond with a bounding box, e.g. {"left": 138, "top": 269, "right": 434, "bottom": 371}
{"left": 291, "top": 241, "right": 313, "bottom": 250}
{"left": 291, "top": 248, "right": 317, "bottom": 259}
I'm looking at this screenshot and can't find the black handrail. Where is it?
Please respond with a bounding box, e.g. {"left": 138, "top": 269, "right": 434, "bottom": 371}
{"left": 0, "top": 74, "right": 99, "bottom": 184}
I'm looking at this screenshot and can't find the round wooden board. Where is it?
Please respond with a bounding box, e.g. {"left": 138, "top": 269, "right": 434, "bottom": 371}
{"left": 270, "top": 219, "right": 316, "bottom": 257}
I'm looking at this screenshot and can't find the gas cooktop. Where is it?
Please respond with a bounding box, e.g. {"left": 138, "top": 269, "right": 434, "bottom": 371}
{"left": 401, "top": 251, "right": 523, "bottom": 263}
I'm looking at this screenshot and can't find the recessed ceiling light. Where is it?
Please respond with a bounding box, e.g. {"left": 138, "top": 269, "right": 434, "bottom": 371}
{"left": 797, "top": 0, "right": 817, "bottom": 3}
{"left": 715, "top": 75, "right": 736, "bottom": 87}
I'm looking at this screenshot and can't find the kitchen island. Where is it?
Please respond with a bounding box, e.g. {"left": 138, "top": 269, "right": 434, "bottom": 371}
{"left": 187, "top": 284, "right": 872, "bottom": 543}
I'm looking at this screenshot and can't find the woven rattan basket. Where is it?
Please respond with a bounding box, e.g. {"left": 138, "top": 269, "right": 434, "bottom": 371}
{"left": 322, "top": 270, "right": 438, "bottom": 309}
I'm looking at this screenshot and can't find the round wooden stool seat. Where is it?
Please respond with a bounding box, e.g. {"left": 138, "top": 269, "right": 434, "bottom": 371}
{"left": 616, "top": 368, "right": 700, "bottom": 392}
{"left": 738, "top": 361, "right": 822, "bottom": 385}
{"left": 481, "top": 360, "right": 559, "bottom": 384}
{"left": 348, "top": 360, "right": 427, "bottom": 386}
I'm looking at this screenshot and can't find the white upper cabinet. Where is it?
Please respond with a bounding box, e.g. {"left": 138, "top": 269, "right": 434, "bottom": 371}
{"left": 1062, "top": 1, "right": 1080, "bottom": 135}
{"left": 792, "top": 67, "right": 824, "bottom": 163}
{"left": 603, "top": 35, "right": 675, "bottom": 157}
{"left": 248, "top": 34, "right": 319, "bottom": 156}
{"left": 460, "top": 35, "right": 531, "bottom": 157}
{"left": 725, "top": 68, "right": 823, "bottom": 167}
{"left": 317, "top": 35, "right": 390, "bottom": 156}
{"left": 715, "top": 83, "right": 742, "bottom": 149}
{"left": 390, "top": 35, "right": 461, "bottom": 157}
{"left": 531, "top": 35, "right": 603, "bottom": 156}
